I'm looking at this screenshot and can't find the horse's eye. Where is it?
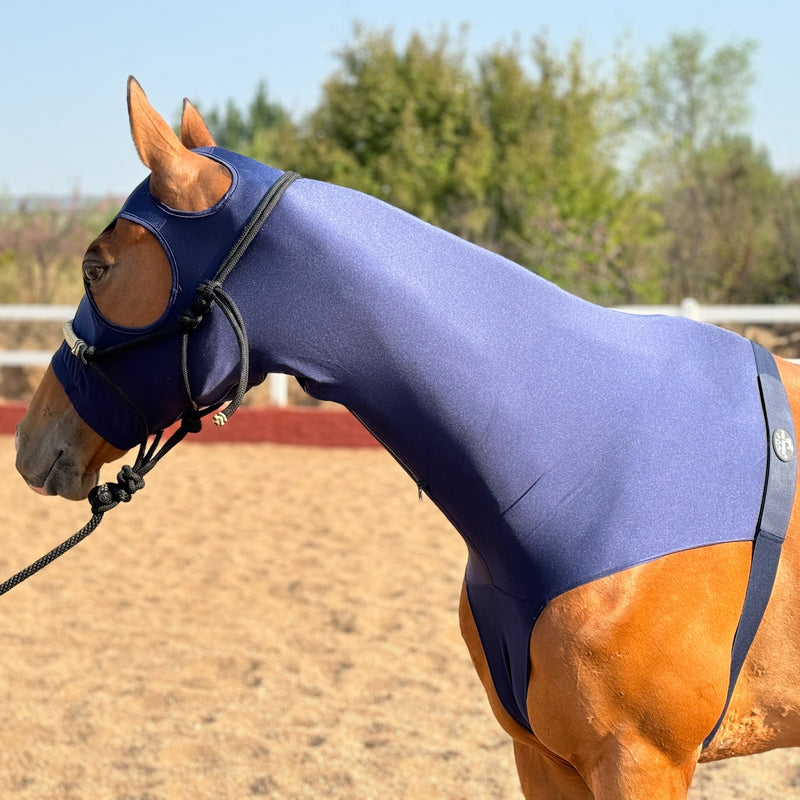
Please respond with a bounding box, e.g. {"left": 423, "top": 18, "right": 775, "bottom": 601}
{"left": 82, "top": 254, "right": 110, "bottom": 283}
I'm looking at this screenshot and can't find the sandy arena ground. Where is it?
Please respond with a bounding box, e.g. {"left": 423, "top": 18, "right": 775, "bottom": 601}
{"left": 0, "top": 436, "right": 798, "bottom": 798}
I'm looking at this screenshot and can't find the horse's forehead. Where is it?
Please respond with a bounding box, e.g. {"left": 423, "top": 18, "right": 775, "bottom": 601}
{"left": 109, "top": 149, "right": 284, "bottom": 288}
{"left": 88, "top": 217, "right": 160, "bottom": 256}
{"left": 109, "top": 218, "right": 168, "bottom": 259}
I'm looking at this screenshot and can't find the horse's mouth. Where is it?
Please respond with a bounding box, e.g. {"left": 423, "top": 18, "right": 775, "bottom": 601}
{"left": 17, "top": 447, "right": 97, "bottom": 501}
{"left": 22, "top": 452, "right": 66, "bottom": 497}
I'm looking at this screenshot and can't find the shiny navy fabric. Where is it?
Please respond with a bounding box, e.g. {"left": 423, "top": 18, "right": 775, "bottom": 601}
{"left": 247, "top": 176, "right": 769, "bottom": 731}
{"left": 51, "top": 149, "right": 283, "bottom": 448}
{"left": 55, "top": 148, "right": 773, "bottom": 732}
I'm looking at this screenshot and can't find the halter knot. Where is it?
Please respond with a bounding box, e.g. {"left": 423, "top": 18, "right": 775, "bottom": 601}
{"left": 180, "top": 410, "right": 203, "bottom": 434}
{"left": 178, "top": 280, "right": 222, "bottom": 331}
{"left": 88, "top": 465, "right": 145, "bottom": 514}
{"left": 116, "top": 465, "right": 145, "bottom": 497}
{"left": 78, "top": 345, "right": 96, "bottom": 366}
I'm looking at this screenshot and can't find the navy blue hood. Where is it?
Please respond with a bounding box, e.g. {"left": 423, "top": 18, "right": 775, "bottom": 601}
{"left": 51, "top": 148, "right": 284, "bottom": 449}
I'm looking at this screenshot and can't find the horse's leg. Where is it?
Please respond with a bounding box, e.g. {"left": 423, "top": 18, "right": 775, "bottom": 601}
{"left": 525, "top": 542, "right": 753, "bottom": 800}
{"left": 460, "top": 570, "right": 702, "bottom": 800}
{"left": 461, "top": 543, "right": 752, "bottom": 798}
{"left": 459, "top": 585, "right": 593, "bottom": 799}
{"left": 580, "top": 739, "right": 698, "bottom": 799}
{"left": 516, "top": 730, "right": 697, "bottom": 800}
{"left": 515, "top": 737, "right": 694, "bottom": 800}
{"left": 513, "top": 740, "right": 594, "bottom": 799}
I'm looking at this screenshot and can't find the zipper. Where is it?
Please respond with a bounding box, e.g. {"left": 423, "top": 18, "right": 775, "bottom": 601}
{"left": 350, "top": 409, "right": 429, "bottom": 500}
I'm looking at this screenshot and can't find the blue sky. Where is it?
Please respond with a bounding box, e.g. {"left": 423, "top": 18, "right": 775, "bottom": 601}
{"left": 2, "top": 0, "right": 798, "bottom": 196}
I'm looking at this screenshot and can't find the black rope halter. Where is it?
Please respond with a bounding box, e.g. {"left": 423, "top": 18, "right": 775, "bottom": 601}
{"left": 0, "top": 171, "right": 301, "bottom": 597}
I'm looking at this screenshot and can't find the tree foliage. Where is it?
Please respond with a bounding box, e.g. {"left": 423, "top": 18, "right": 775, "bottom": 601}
{"left": 631, "top": 32, "right": 786, "bottom": 302}
{"left": 774, "top": 175, "right": 800, "bottom": 297}
{"left": 203, "top": 24, "right": 799, "bottom": 305}
{"left": 636, "top": 32, "right": 756, "bottom": 164}
{"left": 0, "top": 195, "right": 115, "bottom": 303}
{"left": 300, "top": 28, "right": 492, "bottom": 235}
{"left": 6, "top": 25, "right": 799, "bottom": 310}
{"left": 474, "top": 38, "right": 658, "bottom": 302}
{"left": 288, "top": 28, "right": 661, "bottom": 303}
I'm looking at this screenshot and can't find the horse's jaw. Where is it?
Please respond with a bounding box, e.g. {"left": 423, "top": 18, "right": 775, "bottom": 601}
{"left": 15, "top": 367, "right": 126, "bottom": 501}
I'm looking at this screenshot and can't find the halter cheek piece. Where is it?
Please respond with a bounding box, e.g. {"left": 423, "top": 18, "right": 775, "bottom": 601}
{"left": 0, "top": 171, "right": 300, "bottom": 596}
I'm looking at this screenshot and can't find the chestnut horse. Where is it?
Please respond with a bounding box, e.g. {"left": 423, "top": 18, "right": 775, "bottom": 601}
{"left": 14, "top": 79, "right": 800, "bottom": 799}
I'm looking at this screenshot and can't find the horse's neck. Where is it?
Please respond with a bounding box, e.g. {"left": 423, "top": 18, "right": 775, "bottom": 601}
{"left": 231, "top": 176, "right": 774, "bottom": 624}
{"left": 226, "top": 177, "right": 594, "bottom": 505}
{"left": 251, "top": 179, "right": 570, "bottom": 416}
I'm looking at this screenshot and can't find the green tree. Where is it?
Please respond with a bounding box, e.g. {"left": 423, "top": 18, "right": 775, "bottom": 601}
{"left": 773, "top": 175, "right": 800, "bottom": 298}
{"left": 633, "top": 32, "right": 779, "bottom": 301}
{"left": 203, "top": 26, "right": 790, "bottom": 305}
{"left": 476, "top": 37, "right": 659, "bottom": 302}
{"left": 637, "top": 32, "right": 755, "bottom": 162}
{"left": 204, "top": 82, "right": 301, "bottom": 168}
{"left": 299, "top": 26, "right": 493, "bottom": 241}
{"left": 296, "top": 27, "right": 661, "bottom": 303}
{"left": 691, "top": 137, "right": 783, "bottom": 302}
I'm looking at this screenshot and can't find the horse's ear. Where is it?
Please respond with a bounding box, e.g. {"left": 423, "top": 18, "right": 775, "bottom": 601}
{"left": 127, "top": 76, "right": 186, "bottom": 173}
{"left": 181, "top": 99, "right": 216, "bottom": 149}
{"left": 126, "top": 77, "right": 231, "bottom": 210}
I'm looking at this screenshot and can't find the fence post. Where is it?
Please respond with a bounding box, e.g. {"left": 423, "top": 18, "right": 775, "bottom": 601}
{"left": 680, "top": 297, "right": 702, "bottom": 321}
{"left": 269, "top": 373, "right": 289, "bottom": 407}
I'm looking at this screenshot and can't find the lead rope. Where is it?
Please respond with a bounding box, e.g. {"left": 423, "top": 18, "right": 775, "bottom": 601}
{"left": 0, "top": 170, "right": 301, "bottom": 597}
{"left": 0, "top": 413, "right": 201, "bottom": 597}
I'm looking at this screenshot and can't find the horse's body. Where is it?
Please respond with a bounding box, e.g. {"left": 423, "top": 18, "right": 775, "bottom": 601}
{"left": 14, "top": 79, "right": 800, "bottom": 798}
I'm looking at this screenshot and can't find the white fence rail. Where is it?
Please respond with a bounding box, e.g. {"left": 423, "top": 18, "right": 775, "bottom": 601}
{"left": 0, "top": 304, "right": 292, "bottom": 405}
{"left": 614, "top": 298, "right": 800, "bottom": 325}
{"left": 2, "top": 301, "right": 800, "bottom": 402}
{"left": 0, "top": 304, "right": 75, "bottom": 367}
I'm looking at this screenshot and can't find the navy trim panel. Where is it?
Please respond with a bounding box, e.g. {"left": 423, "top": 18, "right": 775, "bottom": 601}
{"left": 703, "top": 343, "right": 797, "bottom": 747}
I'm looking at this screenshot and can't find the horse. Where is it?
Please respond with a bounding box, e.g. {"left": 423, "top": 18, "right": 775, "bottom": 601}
{"left": 14, "top": 77, "right": 800, "bottom": 799}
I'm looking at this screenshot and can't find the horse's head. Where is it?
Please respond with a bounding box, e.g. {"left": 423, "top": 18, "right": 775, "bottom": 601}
{"left": 15, "top": 78, "right": 233, "bottom": 499}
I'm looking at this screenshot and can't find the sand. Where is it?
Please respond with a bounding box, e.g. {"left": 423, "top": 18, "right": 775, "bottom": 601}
{"left": 0, "top": 436, "right": 798, "bottom": 799}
